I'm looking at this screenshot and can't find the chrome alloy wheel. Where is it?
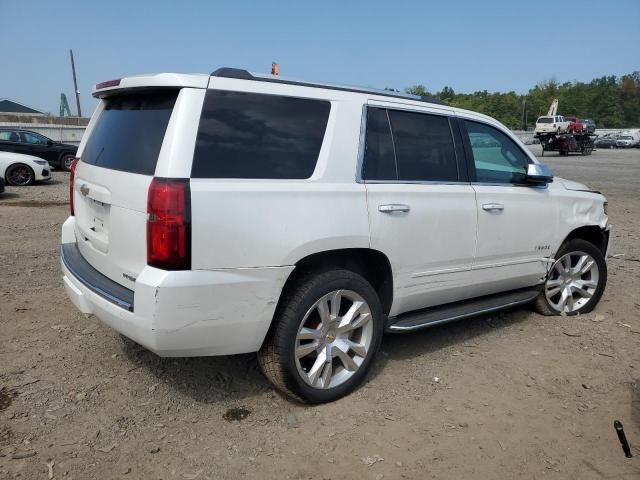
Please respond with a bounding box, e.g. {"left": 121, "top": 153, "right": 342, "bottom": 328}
{"left": 545, "top": 251, "right": 599, "bottom": 313}
{"left": 295, "top": 289, "right": 373, "bottom": 390}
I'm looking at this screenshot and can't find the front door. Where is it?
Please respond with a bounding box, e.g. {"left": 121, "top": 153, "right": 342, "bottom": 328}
{"left": 362, "top": 105, "right": 477, "bottom": 316}
{"left": 459, "top": 118, "right": 556, "bottom": 294}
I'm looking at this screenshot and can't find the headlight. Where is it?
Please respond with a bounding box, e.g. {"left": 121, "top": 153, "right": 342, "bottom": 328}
{"left": 34, "top": 160, "right": 48, "bottom": 166}
{"left": 603, "top": 202, "right": 608, "bottom": 215}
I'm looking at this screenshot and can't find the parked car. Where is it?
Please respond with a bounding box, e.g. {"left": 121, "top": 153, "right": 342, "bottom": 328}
{"left": 616, "top": 132, "right": 640, "bottom": 148}
{"left": 0, "top": 128, "right": 78, "bottom": 171}
{"left": 61, "top": 68, "right": 610, "bottom": 404}
{"left": 594, "top": 137, "right": 618, "bottom": 149}
{"left": 534, "top": 115, "right": 570, "bottom": 134}
{"left": 564, "top": 116, "right": 584, "bottom": 134}
{"left": 582, "top": 119, "right": 596, "bottom": 134}
{"left": 0, "top": 151, "right": 52, "bottom": 186}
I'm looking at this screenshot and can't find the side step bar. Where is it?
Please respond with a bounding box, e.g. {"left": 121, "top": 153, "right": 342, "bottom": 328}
{"left": 385, "top": 288, "right": 540, "bottom": 333}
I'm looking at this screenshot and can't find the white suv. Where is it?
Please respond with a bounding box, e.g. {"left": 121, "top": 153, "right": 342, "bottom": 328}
{"left": 534, "top": 115, "right": 570, "bottom": 135}
{"left": 61, "top": 68, "right": 610, "bottom": 403}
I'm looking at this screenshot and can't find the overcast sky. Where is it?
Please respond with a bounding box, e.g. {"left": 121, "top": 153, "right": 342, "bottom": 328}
{"left": 1, "top": 0, "right": 638, "bottom": 115}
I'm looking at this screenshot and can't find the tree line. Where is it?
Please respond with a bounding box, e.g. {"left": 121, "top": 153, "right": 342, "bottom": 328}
{"left": 403, "top": 72, "right": 640, "bottom": 130}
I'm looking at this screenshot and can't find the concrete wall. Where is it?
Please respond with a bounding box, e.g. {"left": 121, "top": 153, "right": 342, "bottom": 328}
{"left": 0, "top": 121, "right": 633, "bottom": 148}
{"left": 0, "top": 114, "right": 89, "bottom": 145}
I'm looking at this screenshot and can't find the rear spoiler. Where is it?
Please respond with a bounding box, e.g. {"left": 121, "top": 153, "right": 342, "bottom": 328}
{"left": 93, "top": 73, "right": 209, "bottom": 98}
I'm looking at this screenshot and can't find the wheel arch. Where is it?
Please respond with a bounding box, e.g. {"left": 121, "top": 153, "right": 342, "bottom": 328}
{"left": 561, "top": 225, "right": 609, "bottom": 255}
{"left": 57, "top": 150, "right": 76, "bottom": 162}
{"left": 278, "top": 248, "right": 394, "bottom": 316}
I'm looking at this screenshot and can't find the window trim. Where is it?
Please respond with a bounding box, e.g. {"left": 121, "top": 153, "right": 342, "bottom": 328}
{"left": 357, "top": 105, "right": 465, "bottom": 185}
{"left": 457, "top": 117, "right": 538, "bottom": 187}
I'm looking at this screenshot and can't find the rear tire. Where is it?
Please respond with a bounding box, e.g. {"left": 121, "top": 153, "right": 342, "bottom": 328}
{"left": 533, "top": 239, "right": 607, "bottom": 316}
{"left": 60, "top": 153, "right": 76, "bottom": 172}
{"left": 258, "top": 269, "right": 384, "bottom": 404}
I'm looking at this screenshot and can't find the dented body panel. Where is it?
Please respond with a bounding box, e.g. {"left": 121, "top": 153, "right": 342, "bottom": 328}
{"left": 61, "top": 71, "right": 610, "bottom": 358}
{"left": 547, "top": 177, "right": 609, "bottom": 259}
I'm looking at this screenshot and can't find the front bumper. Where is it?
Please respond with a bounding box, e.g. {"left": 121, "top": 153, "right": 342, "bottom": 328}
{"left": 34, "top": 165, "right": 52, "bottom": 182}
{"left": 61, "top": 217, "right": 293, "bottom": 357}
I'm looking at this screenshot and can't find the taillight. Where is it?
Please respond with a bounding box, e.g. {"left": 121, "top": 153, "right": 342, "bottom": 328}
{"left": 147, "top": 178, "right": 191, "bottom": 270}
{"left": 69, "top": 158, "right": 79, "bottom": 215}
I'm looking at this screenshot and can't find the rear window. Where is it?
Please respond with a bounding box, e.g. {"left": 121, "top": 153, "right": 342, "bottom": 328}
{"left": 192, "top": 90, "right": 330, "bottom": 179}
{"left": 81, "top": 91, "right": 177, "bottom": 175}
{"left": 537, "top": 117, "right": 553, "bottom": 123}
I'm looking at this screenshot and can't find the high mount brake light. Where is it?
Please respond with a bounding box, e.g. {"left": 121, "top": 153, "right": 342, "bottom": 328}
{"left": 95, "top": 79, "right": 121, "bottom": 90}
{"left": 146, "top": 178, "right": 191, "bottom": 270}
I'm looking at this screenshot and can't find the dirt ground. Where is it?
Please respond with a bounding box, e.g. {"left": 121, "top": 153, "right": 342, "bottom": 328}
{"left": 1, "top": 147, "right": 639, "bottom": 480}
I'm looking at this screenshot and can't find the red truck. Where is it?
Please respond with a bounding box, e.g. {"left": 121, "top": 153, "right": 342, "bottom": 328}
{"left": 565, "top": 116, "right": 585, "bottom": 134}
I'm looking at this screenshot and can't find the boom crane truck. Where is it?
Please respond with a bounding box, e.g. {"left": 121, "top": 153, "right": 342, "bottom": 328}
{"left": 534, "top": 98, "right": 595, "bottom": 156}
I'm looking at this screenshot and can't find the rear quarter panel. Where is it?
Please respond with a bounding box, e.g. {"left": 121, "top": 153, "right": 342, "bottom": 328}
{"left": 190, "top": 84, "right": 369, "bottom": 269}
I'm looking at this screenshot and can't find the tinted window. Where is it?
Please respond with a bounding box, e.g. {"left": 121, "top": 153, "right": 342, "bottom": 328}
{"left": 0, "top": 131, "right": 21, "bottom": 142}
{"left": 363, "top": 108, "right": 396, "bottom": 180}
{"left": 192, "top": 91, "right": 330, "bottom": 179}
{"left": 21, "top": 132, "right": 47, "bottom": 144}
{"left": 537, "top": 117, "right": 553, "bottom": 123}
{"left": 82, "top": 92, "right": 177, "bottom": 175}
{"left": 464, "top": 120, "right": 530, "bottom": 184}
{"left": 388, "top": 110, "right": 458, "bottom": 182}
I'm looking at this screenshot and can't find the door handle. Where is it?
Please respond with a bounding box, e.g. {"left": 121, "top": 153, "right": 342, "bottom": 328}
{"left": 482, "top": 203, "right": 504, "bottom": 212}
{"left": 378, "top": 204, "right": 410, "bottom": 213}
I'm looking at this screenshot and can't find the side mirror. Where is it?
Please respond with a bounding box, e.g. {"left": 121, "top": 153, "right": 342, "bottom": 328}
{"left": 526, "top": 163, "right": 553, "bottom": 184}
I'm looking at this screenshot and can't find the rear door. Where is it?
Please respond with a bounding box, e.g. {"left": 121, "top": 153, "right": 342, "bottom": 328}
{"left": 72, "top": 89, "right": 193, "bottom": 289}
{"left": 458, "top": 117, "right": 555, "bottom": 293}
{"left": 19, "top": 131, "right": 52, "bottom": 162}
{"left": 363, "top": 104, "right": 477, "bottom": 316}
{"left": 0, "top": 130, "right": 26, "bottom": 155}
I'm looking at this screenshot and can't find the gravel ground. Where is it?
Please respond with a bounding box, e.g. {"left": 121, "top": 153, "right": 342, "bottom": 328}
{"left": 1, "top": 148, "right": 639, "bottom": 479}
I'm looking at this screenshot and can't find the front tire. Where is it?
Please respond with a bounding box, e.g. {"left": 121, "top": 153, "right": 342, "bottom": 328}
{"left": 6, "top": 163, "right": 35, "bottom": 186}
{"left": 258, "top": 269, "right": 383, "bottom": 404}
{"left": 534, "top": 239, "right": 607, "bottom": 316}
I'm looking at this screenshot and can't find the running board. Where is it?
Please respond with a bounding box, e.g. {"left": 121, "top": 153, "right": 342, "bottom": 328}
{"left": 385, "top": 288, "right": 540, "bottom": 333}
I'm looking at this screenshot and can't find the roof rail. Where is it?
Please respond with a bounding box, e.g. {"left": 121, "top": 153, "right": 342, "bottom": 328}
{"left": 210, "top": 67, "right": 444, "bottom": 106}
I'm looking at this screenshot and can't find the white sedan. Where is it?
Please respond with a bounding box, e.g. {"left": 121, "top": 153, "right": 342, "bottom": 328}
{"left": 0, "top": 151, "right": 52, "bottom": 186}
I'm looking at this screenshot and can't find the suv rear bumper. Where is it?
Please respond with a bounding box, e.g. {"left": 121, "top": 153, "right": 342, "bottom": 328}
{"left": 61, "top": 217, "right": 293, "bottom": 357}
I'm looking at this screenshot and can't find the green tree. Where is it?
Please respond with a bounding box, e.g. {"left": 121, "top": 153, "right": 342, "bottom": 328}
{"left": 403, "top": 72, "right": 640, "bottom": 129}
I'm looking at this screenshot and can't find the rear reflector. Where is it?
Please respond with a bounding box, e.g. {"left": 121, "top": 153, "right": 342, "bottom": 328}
{"left": 147, "top": 178, "right": 191, "bottom": 270}
{"left": 95, "top": 79, "right": 121, "bottom": 90}
{"left": 69, "top": 158, "right": 79, "bottom": 215}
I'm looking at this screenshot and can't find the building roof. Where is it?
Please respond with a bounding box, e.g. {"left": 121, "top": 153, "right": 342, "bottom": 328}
{"left": 0, "top": 99, "right": 44, "bottom": 114}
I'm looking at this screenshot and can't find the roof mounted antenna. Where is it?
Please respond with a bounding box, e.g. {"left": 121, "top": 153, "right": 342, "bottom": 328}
{"left": 271, "top": 62, "right": 279, "bottom": 76}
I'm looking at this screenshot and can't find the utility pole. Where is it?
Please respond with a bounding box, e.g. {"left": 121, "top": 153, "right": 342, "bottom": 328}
{"left": 69, "top": 49, "right": 82, "bottom": 117}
